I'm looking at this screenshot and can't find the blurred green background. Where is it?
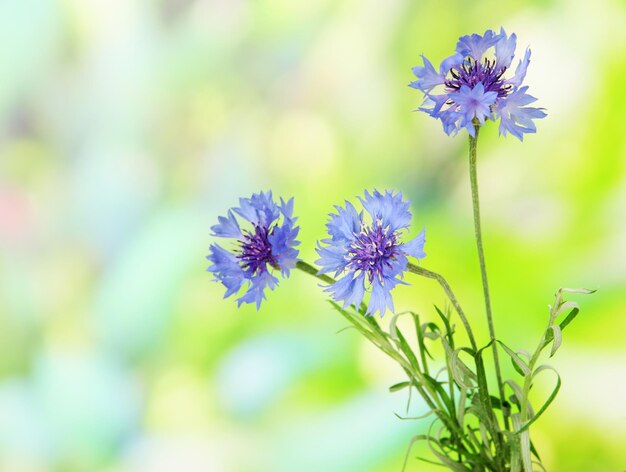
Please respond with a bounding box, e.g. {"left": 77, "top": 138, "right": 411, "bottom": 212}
{"left": 1, "top": 0, "right": 625, "bottom": 471}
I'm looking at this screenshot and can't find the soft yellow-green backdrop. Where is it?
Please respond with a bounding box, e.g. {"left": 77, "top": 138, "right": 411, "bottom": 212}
{"left": 0, "top": 0, "right": 624, "bottom": 471}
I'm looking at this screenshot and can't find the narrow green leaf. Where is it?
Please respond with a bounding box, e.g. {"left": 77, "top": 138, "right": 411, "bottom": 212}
{"left": 395, "top": 327, "right": 421, "bottom": 372}
{"left": 328, "top": 301, "right": 389, "bottom": 352}
{"left": 389, "top": 381, "right": 412, "bottom": 392}
{"left": 434, "top": 305, "right": 455, "bottom": 348}
{"left": 424, "top": 374, "right": 455, "bottom": 417}
{"left": 504, "top": 379, "right": 533, "bottom": 416}
{"left": 401, "top": 434, "right": 432, "bottom": 472}
{"left": 422, "top": 323, "right": 440, "bottom": 340}
{"left": 561, "top": 287, "right": 596, "bottom": 295}
{"left": 554, "top": 300, "right": 579, "bottom": 318}
{"left": 475, "top": 339, "right": 494, "bottom": 358}
{"left": 549, "top": 325, "right": 562, "bottom": 358}
{"left": 542, "top": 306, "right": 579, "bottom": 350}
{"left": 457, "top": 388, "right": 467, "bottom": 427}
{"left": 507, "top": 428, "right": 521, "bottom": 472}
{"left": 512, "top": 413, "right": 533, "bottom": 472}
{"left": 389, "top": 310, "right": 413, "bottom": 340}
{"left": 442, "top": 338, "right": 476, "bottom": 389}
{"left": 532, "top": 459, "right": 548, "bottom": 471}
{"left": 530, "top": 439, "right": 542, "bottom": 461}
{"left": 498, "top": 341, "right": 531, "bottom": 376}
{"left": 394, "top": 410, "right": 435, "bottom": 421}
{"left": 428, "top": 441, "right": 472, "bottom": 472}
{"left": 516, "top": 365, "right": 562, "bottom": 435}
{"left": 412, "top": 313, "right": 433, "bottom": 372}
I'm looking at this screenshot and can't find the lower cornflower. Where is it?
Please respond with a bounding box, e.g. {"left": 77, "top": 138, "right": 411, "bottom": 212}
{"left": 316, "top": 190, "right": 426, "bottom": 316}
{"left": 207, "top": 191, "right": 300, "bottom": 309}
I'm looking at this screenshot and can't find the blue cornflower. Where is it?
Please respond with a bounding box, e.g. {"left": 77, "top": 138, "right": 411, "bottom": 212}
{"left": 207, "top": 191, "right": 300, "bottom": 309}
{"left": 316, "top": 190, "right": 426, "bottom": 317}
{"left": 410, "top": 28, "right": 546, "bottom": 140}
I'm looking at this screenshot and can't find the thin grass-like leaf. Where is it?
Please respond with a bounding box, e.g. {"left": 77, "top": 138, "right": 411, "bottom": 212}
{"left": 530, "top": 440, "right": 542, "bottom": 461}
{"left": 394, "top": 409, "right": 435, "bottom": 421}
{"left": 457, "top": 388, "right": 467, "bottom": 427}
{"left": 394, "top": 326, "right": 421, "bottom": 372}
{"left": 553, "top": 300, "right": 578, "bottom": 319}
{"left": 424, "top": 374, "right": 455, "bottom": 417}
{"left": 434, "top": 305, "right": 455, "bottom": 348}
{"left": 517, "top": 365, "right": 561, "bottom": 434}
{"left": 415, "top": 456, "right": 448, "bottom": 467}
{"left": 401, "top": 434, "right": 432, "bottom": 472}
{"left": 498, "top": 341, "right": 531, "bottom": 376}
{"left": 389, "top": 381, "right": 412, "bottom": 392}
{"left": 413, "top": 313, "right": 436, "bottom": 364}
{"left": 441, "top": 338, "right": 477, "bottom": 389}
{"left": 542, "top": 305, "right": 578, "bottom": 350}
{"left": 561, "top": 287, "right": 596, "bottom": 295}
{"left": 512, "top": 413, "right": 533, "bottom": 472}
{"left": 548, "top": 325, "right": 562, "bottom": 358}
{"left": 389, "top": 310, "right": 413, "bottom": 340}
{"left": 508, "top": 429, "right": 521, "bottom": 472}
{"left": 504, "top": 379, "right": 530, "bottom": 415}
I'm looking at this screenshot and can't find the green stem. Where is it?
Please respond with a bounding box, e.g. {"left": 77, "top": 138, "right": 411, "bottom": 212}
{"left": 406, "top": 262, "right": 476, "bottom": 350}
{"left": 295, "top": 260, "right": 335, "bottom": 284}
{"left": 469, "top": 126, "right": 509, "bottom": 432}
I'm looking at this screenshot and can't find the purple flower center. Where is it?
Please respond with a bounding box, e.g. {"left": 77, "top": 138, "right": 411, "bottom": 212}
{"left": 347, "top": 220, "right": 400, "bottom": 283}
{"left": 445, "top": 57, "right": 511, "bottom": 98}
{"left": 238, "top": 225, "right": 278, "bottom": 275}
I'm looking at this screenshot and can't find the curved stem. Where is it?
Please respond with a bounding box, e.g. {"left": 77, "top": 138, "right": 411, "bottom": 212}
{"left": 469, "top": 127, "right": 509, "bottom": 431}
{"left": 406, "top": 262, "right": 477, "bottom": 351}
{"left": 295, "top": 260, "right": 335, "bottom": 284}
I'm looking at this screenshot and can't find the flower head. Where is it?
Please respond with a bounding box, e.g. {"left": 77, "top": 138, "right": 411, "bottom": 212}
{"left": 410, "top": 28, "right": 546, "bottom": 140}
{"left": 316, "top": 190, "right": 426, "bottom": 317}
{"left": 207, "top": 191, "right": 300, "bottom": 309}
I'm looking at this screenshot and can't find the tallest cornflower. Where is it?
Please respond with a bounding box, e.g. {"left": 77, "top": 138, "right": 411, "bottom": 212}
{"left": 410, "top": 28, "right": 546, "bottom": 140}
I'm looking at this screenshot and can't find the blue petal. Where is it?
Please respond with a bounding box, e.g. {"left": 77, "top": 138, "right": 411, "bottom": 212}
{"left": 233, "top": 196, "right": 258, "bottom": 225}
{"left": 325, "top": 200, "right": 361, "bottom": 242}
{"left": 367, "top": 278, "right": 396, "bottom": 317}
{"left": 268, "top": 222, "right": 300, "bottom": 276}
{"left": 234, "top": 191, "right": 280, "bottom": 227}
{"left": 452, "top": 83, "right": 497, "bottom": 127}
{"left": 403, "top": 227, "right": 426, "bottom": 260}
{"left": 325, "top": 273, "right": 366, "bottom": 310}
{"left": 387, "top": 252, "right": 410, "bottom": 283}
{"left": 206, "top": 244, "right": 245, "bottom": 297}
{"left": 456, "top": 29, "right": 501, "bottom": 60}
{"left": 439, "top": 52, "right": 464, "bottom": 74}
{"left": 410, "top": 55, "right": 445, "bottom": 92}
{"left": 507, "top": 48, "right": 531, "bottom": 89}
{"left": 495, "top": 27, "right": 517, "bottom": 70}
{"left": 279, "top": 196, "right": 295, "bottom": 221}
{"left": 418, "top": 93, "right": 449, "bottom": 119}
{"left": 439, "top": 109, "right": 463, "bottom": 136}
{"left": 315, "top": 241, "right": 349, "bottom": 276}
{"left": 496, "top": 86, "right": 546, "bottom": 141}
{"left": 237, "top": 271, "right": 279, "bottom": 310}
{"left": 210, "top": 210, "right": 242, "bottom": 238}
{"left": 358, "top": 190, "right": 412, "bottom": 232}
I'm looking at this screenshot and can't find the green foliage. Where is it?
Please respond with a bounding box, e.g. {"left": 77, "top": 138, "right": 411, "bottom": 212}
{"left": 319, "top": 273, "right": 594, "bottom": 471}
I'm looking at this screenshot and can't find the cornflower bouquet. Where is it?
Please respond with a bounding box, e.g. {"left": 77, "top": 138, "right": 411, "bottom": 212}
{"left": 207, "top": 28, "right": 592, "bottom": 472}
